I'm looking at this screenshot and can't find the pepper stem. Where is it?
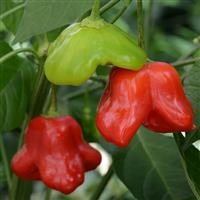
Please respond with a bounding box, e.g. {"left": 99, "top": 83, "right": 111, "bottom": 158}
{"left": 90, "top": 0, "right": 100, "bottom": 20}
{"left": 48, "top": 84, "right": 58, "bottom": 116}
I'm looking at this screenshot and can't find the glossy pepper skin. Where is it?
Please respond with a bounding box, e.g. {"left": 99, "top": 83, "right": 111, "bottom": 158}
{"left": 44, "top": 17, "right": 146, "bottom": 86}
{"left": 96, "top": 67, "right": 152, "bottom": 147}
{"left": 96, "top": 62, "right": 195, "bottom": 147}
{"left": 11, "top": 116, "right": 101, "bottom": 194}
{"left": 143, "top": 62, "right": 195, "bottom": 132}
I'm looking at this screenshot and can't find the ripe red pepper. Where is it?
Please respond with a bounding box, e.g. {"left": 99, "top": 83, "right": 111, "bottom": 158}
{"left": 11, "top": 116, "right": 101, "bottom": 194}
{"left": 96, "top": 62, "right": 195, "bottom": 147}
{"left": 143, "top": 62, "right": 195, "bottom": 132}
{"left": 96, "top": 67, "right": 152, "bottom": 147}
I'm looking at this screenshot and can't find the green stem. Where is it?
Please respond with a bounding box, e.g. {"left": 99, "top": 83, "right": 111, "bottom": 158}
{"left": 28, "top": 57, "right": 50, "bottom": 118}
{"left": 145, "top": 0, "right": 154, "bottom": 51}
{"left": 0, "top": 133, "right": 12, "bottom": 193}
{"left": 111, "top": 0, "right": 132, "bottom": 23}
{"left": 176, "top": 45, "right": 200, "bottom": 62}
{"left": 90, "top": 0, "right": 100, "bottom": 19}
{"left": 51, "top": 84, "right": 57, "bottom": 112}
{"left": 78, "top": 0, "right": 120, "bottom": 21}
{"left": 90, "top": 164, "right": 114, "bottom": 200}
{"left": 100, "top": 0, "right": 121, "bottom": 14}
{"left": 0, "top": 3, "right": 25, "bottom": 20}
{"left": 137, "top": 0, "right": 145, "bottom": 49}
{"left": 0, "top": 48, "right": 40, "bottom": 64}
{"left": 48, "top": 84, "right": 57, "bottom": 115}
{"left": 172, "top": 57, "right": 200, "bottom": 67}
{"left": 45, "top": 188, "right": 52, "bottom": 200}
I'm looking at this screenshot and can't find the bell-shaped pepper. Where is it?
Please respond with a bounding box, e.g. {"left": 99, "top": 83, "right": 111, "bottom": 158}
{"left": 143, "top": 62, "right": 195, "bottom": 132}
{"left": 96, "top": 62, "right": 195, "bottom": 147}
{"left": 11, "top": 116, "right": 101, "bottom": 194}
{"left": 96, "top": 67, "right": 152, "bottom": 147}
{"left": 44, "top": 17, "right": 146, "bottom": 86}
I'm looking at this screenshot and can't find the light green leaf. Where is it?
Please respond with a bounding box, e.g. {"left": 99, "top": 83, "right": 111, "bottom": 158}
{"left": 14, "top": 0, "right": 94, "bottom": 43}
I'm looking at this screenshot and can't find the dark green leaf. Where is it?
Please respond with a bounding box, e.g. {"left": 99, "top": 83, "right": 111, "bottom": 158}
{"left": 0, "top": 42, "right": 36, "bottom": 131}
{"left": 46, "top": 26, "right": 65, "bottom": 42}
{"left": 183, "top": 63, "right": 200, "bottom": 148}
{"left": 111, "top": 127, "right": 194, "bottom": 200}
{"left": 174, "top": 134, "right": 200, "bottom": 199}
{"left": 14, "top": 0, "right": 94, "bottom": 43}
{"left": 96, "top": 65, "right": 111, "bottom": 76}
{"left": 0, "top": 0, "right": 25, "bottom": 34}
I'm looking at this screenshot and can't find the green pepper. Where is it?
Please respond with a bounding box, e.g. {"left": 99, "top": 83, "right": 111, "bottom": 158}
{"left": 44, "top": 17, "right": 147, "bottom": 86}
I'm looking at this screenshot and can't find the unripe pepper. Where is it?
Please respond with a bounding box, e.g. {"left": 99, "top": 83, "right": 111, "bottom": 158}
{"left": 96, "top": 62, "right": 195, "bottom": 147}
{"left": 44, "top": 17, "right": 146, "bottom": 86}
{"left": 11, "top": 116, "right": 101, "bottom": 194}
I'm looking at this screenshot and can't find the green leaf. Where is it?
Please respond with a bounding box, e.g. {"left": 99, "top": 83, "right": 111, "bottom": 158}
{"left": 0, "top": 42, "right": 36, "bottom": 131}
{"left": 0, "top": 0, "right": 25, "bottom": 34}
{"left": 112, "top": 127, "right": 194, "bottom": 200}
{"left": 14, "top": 0, "right": 94, "bottom": 43}
{"left": 174, "top": 134, "right": 200, "bottom": 199}
{"left": 183, "top": 63, "right": 200, "bottom": 148}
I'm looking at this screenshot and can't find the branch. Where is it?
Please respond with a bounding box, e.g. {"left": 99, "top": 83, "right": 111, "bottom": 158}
{"left": 0, "top": 3, "right": 25, "bottom": 20}
{"left": 172, "top": 57, "right": 200, "bottom": 67}
{"left": 137, "top": 0, "right": 145, "bottom": 49}
{"left": 145, "top": 0, "right": 154, "bottom": 51}
{"left": 111, "top": 0, "right": 132, "bottom": 23}
{"left": 176, "top": 45, "right": 200, "bottom": 62}
{"left": 0, "top": 48, "right": 40, "bottom": 64}
{"left": 100, "top": 0, "right": 121, "bottom": 14}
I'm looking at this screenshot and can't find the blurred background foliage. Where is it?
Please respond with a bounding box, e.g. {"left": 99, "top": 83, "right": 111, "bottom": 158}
{"left": 0, "top": 0, "right": 200, "bottom": 200}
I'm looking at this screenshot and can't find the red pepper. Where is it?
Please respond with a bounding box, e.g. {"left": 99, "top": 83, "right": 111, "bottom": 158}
{"left": 96, "top": 62, "right": 195, "bottom": 147}
{"left": 96, "top": 67, "right": 152, "bottom": 147}
{"left": 143, "top": 62, "right": 195, "bottom": 132}
{"left": 11, "top": 116, "right": 101, "bottom": 194}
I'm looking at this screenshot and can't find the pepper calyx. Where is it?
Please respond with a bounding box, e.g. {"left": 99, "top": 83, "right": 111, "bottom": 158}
{"left": 81, "top": 17, "right": 106, "bottom": 29}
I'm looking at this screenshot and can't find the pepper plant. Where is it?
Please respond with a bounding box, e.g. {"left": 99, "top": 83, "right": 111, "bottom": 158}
{"left": 1, "top": 0, "right": 200, "bottom": 200}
